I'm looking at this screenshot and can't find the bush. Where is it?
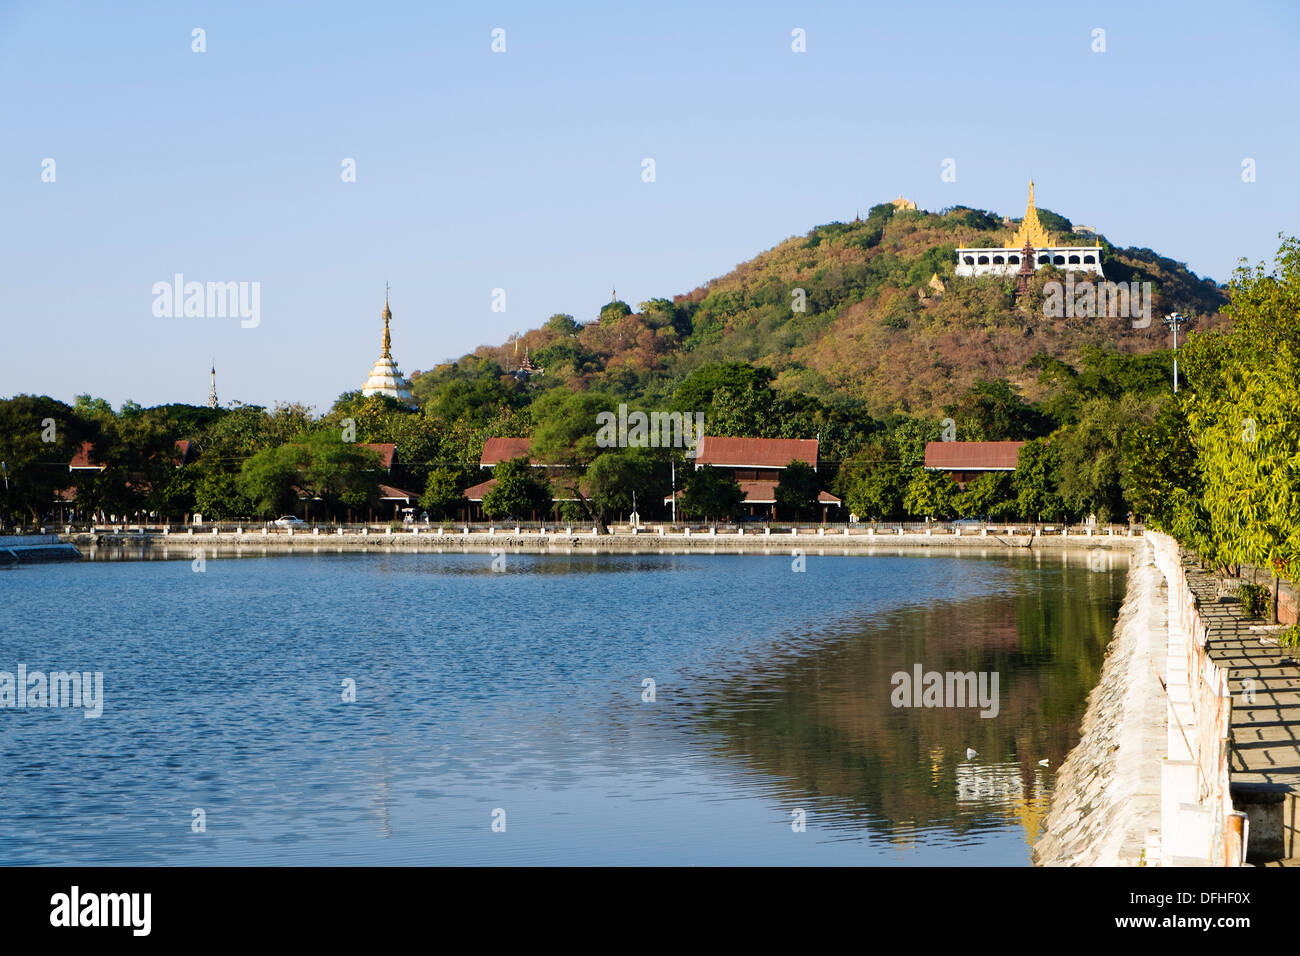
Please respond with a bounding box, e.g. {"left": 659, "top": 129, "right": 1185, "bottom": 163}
{"left": 1237, "top": 583, "right": 1270, "bottom": 618}
{"left": 1279, "top": 624, "right": 1300, "bottom": 649}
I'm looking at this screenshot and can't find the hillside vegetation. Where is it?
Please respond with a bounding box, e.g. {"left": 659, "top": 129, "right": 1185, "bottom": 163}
{"left": 413, "top": 200, "right": 1227, "bottom": 417}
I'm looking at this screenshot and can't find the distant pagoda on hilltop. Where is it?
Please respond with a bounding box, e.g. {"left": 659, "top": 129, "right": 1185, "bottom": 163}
{"left": 361, "top": 287, "right": 415, "bottom": 405}
{"left": 955, "top": 181, "right": 1103, "bottom": 279}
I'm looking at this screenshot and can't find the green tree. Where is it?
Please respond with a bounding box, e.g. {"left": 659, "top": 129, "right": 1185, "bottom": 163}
{"left": 679, "top": 465, "right": 746, "bottom": 522}
{"left": 529, "top": 389, "right": 617, "bottom": 533}
{"left": 903, "top": 468, "right": 956, "bottom": 520}
{"left": 946, "top": 379, "right": 1046, "bottom": 441}
{"left": 671, "top": 363, "right": 775, "bottom": 416}
{"left": 584, "top": 446, "right": 665, "bottom": 520}
{"left": 844, "top": 463, "right": 905, "bottom": 520}
{"left": 0, "top": 396, "right": 90, "bottom": 524}
{"left": 1180, "top": 237, "right": 1300, "bottom": 614}
{"left": 420, "top": 466, "right": 465, "bottom": 520}
{"left": 1055, "top": 394, "right": 1153, "bottom": 524}
{"left": 73, "top": 408, "right": 178, "bottom": 522}
{"left": 299, "top": 432, "right": 383, "bottom": 518}
{"left": 775, "top": 459, "right": 820, "bottom": 520}
{"left": 236, "top": 444, "right": 301, "bottom": 519}
{"left": 481, "top": 457, "right": 552, "bottom": 521}
{"left": 194, "top": 468, "right": 252, "bottom": 520}
{"left": 544, "top": 313, "right": 579, "bottom": 334}
{"left": 955, "top": 471, "right": 1015, "bottom": 520}
{"left": 599, "top": 300, "right": 632, "bottom": 324}
{"left": 1013, "top": 438, "right": 1065, "bottom": 521}
{"left": 236, "top": 432, "right": 381, "bottom": 520}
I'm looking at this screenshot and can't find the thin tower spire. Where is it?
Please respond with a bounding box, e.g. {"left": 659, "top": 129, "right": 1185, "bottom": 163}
{"left": 381, "top": 284, "right": 392, "bottom": 359}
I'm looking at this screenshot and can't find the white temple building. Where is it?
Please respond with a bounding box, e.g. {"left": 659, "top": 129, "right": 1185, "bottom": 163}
{"left": 361, "top": 289, "right": 415, "bottom": 405}
{"left": 954, "top": 182, "right": 1103, "bottom": 278}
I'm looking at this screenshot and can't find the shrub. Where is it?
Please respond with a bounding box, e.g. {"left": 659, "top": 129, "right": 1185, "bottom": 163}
{"left": 1237, "top": 583, "right": 1270, "bottom": 618}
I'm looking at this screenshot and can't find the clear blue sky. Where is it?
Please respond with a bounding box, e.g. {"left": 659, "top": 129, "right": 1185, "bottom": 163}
{"left": 3, "top": 0, "right": 1297, "bottom": 412}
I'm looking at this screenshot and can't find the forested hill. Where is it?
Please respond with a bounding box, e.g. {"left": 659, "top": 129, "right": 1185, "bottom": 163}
{"left": 411, "top": 200, "right": 1227, "bottom": 417}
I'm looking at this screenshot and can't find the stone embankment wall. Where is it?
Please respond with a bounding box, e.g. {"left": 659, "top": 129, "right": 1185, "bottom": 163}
{"left": 0, "top": 533, "right": 80, "bottom": 564}
{"left": 64, "top": 527, "right": 1143, "bottom": 557}
{"left": 1034, "top": 542, "right": 1167, "bottom": 866}
{"left": 1037, "top": 533, "right": 1248, "bottom": 867}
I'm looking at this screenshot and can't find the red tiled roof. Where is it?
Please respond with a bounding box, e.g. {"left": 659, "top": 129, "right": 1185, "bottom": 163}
{"left": 360, "top": 442, "right": 395, "bottom": 470}
{"left": 664, "top": 481, "right": 840, "bottom": 506}
{"left": 736, "top": 482, "right": 840, "bottom": 505}
{"left": 924, "top": 441, "right": 1025, "bottom": 471}
{"left": 69, "top": 441, "right": 103, "bottom": 470}
{"left": 738, "top": 479, "right": 779, "bottom": 504}
{"left": 463, "top": 478, "right": 498, "bottom": 501}
{"left": 70, "top": 439, "right": 193, "bottom": 469}
{"left": 480, "top": 437, "right": 533, "bottom": 467}
{"left": 463, "top": 476, "right": 577, "bottom": 503}
{"left": 378, "top": 483, "right": 419, "bottom": 501}
{"left": 694, "top": 436, "right": 819, "bottom": 469}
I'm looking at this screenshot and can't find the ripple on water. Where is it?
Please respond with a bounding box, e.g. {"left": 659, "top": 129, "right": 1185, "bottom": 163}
{"left": 0, "top": 551, "right": 1124, "bottom": 865}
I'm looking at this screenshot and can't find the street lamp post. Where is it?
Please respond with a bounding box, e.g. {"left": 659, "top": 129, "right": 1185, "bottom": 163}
{"left": 670, "top": 458, "right": 676, "bottom": 525}
{"left": 1163, "top": 312, "right": 1189, "bottom": 392}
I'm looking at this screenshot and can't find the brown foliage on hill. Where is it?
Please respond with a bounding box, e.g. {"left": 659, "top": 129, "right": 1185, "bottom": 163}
{"left": 421, "top": 203, "right": 1228, "bottom": 416}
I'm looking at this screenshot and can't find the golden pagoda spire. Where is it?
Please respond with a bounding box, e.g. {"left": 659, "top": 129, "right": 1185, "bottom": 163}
{"left": 381, "top": 283, "right": 392, "bottom": 359}
{"left": 1009, "top": 180, "right": 1052, "bottom": 249}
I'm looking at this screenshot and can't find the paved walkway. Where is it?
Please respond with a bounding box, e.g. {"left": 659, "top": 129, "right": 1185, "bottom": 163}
{"left": 1181, "top": 557, "right": 1300, "bottom": 793}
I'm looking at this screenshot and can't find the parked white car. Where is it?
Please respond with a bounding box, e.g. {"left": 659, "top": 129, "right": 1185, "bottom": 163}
{"left": 273, "top": 515, "right": 307, "bottom": 528}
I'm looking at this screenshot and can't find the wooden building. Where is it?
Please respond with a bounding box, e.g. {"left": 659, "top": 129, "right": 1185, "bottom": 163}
{"left": 923, "top": 440, "right": 1025, "bottom": 489}
{"left": 668, "top": 435, "right": 842, "bottom": 520}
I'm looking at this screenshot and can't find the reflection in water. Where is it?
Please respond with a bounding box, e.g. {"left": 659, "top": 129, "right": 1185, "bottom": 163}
{"left": 0, "top": 550, "right": 1126, "bottom": 865}
{"left": 684, "top": 559, "right": 1123, "bottom": 854}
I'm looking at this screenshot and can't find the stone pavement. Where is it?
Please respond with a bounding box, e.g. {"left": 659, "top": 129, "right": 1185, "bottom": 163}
{"left": 1181, "top": 558, "right": 1300, "bottom": 790}
{"left": 1182, "top": 556, "right": 1300, "bottom": 861}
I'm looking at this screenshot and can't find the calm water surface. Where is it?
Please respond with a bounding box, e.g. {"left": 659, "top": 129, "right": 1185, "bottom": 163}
{"left": 0, "top": 549, "right": 1127, "bottom": 865}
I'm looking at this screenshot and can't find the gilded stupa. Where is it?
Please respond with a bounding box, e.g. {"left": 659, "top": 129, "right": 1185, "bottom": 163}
{"left": 954, "top": 181, "right": 1103, "bottom": 279}
{"left": 1007, "top": 180, "right": 1054, "bottom": 249}
{"left": 361, "top": 287, "right": 415, "bottom": 405}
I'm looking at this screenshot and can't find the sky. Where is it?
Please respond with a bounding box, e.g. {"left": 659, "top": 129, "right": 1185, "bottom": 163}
{"left": 2, "top": 0, "right": 1297, "bottom": 412}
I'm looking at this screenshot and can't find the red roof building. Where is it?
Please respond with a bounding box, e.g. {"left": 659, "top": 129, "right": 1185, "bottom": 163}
{"left": 360, "top": 442, "right": 396, "bottom": 471}
{"left": 673, "top": 435, "right": 841, "bottom": 519}
{"left": 479, "top": 437, "right": 536, "bottom": 467}
{"left": 69, "top": 439, "right": 195, "bottom": 471}
{"left": 923, "top": 441, "right": 1025, "bottom": 489}
{"left": 693, "top": 436, "right": 819, "bottom": 472}
{"left": 463, "top": 437, "right": 570, "bottom": 522}
{"left": 69, "top": 441, "right": 105, "bottom": 471}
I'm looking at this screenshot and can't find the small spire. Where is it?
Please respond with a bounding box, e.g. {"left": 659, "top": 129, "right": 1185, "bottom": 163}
{"left": 380, "top": 286, "right": 392, "bottom": 359}
{"left": 611, "top": 285, "right": 617, "bottom": 303}
{"left": 207, "top": 361, "right": 218, "bottom": 408}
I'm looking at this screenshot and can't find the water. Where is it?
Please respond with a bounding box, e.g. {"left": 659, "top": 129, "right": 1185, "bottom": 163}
{"left": 0, "top": 549, "right": 1128, "bottom": 865}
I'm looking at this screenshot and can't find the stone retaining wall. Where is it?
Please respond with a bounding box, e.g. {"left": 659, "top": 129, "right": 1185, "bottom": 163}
{"left": 1034, "top": 541, "right": 1167, "bottom": 866}
{"left": 65, "top": 529, "right": 1142, "bottom": 557}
